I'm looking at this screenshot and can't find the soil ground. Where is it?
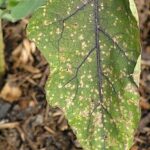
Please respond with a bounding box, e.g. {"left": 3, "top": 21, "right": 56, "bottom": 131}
{"left": 0, "top": 20, "right": 82, "bottom": 150}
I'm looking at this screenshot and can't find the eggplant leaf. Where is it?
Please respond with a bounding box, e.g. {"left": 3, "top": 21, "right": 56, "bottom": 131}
{"left": 28, "top": 0, "right": 141, "bottom": 149}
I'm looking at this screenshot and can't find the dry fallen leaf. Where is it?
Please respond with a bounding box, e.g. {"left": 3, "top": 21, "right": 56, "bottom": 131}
{"left": 0, "top": 82, "right": 22, "bottom": 102}
{"left": 130, "top": 145, "right": 138, "bottom": 150}
{"left": 12, "top": 39, "right": 36, "bottom": 66}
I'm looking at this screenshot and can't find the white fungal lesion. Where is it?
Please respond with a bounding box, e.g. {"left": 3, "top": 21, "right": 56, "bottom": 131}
{"left": 80, "top": 80, "right": 84, "bottom": 87}
{"left": 81, "top": 41, "right": 87, "bottom": 49}
{"left": 56, "top": 28, "right": 61, "bottom": 34}
{"left": 87, "top": 74, "right": 92, "bottom": 79}
{"left": 78, "top": 34, "right": 84, "bottom": 40}
{"left": 58, "top": 83, "right": 63, "bottom": 88}
{"left": 70, "top": 33, "right": 74, "bottom": 37}
{"left": 87, "top": 57, "right": 92, "bottom": 62}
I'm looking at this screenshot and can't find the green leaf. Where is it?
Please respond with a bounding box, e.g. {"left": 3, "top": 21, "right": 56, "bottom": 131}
{"left": 0, "top": 0, "right": 3, "bottom": 4}
{"left": 0, "top": 0, "right": 21, "bottom": 10}
{"left": 0, "top": 0, "right": 6, "bottom": 9}
{"left": 28, "top": 0, "right": 141, "bottom": 149}
{"left": 7, "top": 0, "right": 21, "bottom": 8}
{"left": 129, "top": 0, "right": 139, "bottom": 22}
{"left": 7, "top": 0, "right": 47, "bottom": 22}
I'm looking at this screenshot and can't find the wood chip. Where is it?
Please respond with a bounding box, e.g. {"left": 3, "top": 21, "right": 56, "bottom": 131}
{"left": 44, "top": 126, "right": 56, "bottom": 135}
{"left": 21, "top": 65, "right": 40, "bottom": 73}
{"left": 0, "top": 82, "right": 22, "bottom": 102}
{"left": 0, "top": 122, "right": 19, "bottom": 129}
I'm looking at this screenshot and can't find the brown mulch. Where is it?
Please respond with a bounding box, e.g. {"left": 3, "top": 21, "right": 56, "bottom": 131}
{"left": 0, "top": 20, "right": 82, "bottom": 150}
{"left": 130, "top": 0, "right": 150, "bottom": 150}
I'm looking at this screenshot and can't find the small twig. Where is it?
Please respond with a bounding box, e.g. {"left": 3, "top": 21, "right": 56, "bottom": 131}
{"left": 44, "top": 104, "right": 50, "bottom": 122}
{"left": 141, "top": 60, "right": 150, "bottom": 66}
{"left": 44, "top": 126, "right": 56, "bottom": 135}
{"left": 0, "top": 19, "right": 5, "bottom": 79}
{"left": 39, "top": 65, "right": 50, "bottom": 87}
{"left": 57, "top": 114, "right": 65, "bottom": 124}
{"left": 22, "top": 119, "right": 38, "bottom": 150}
{"left": 16, "top": 126, "right": 25, "bottom": 141}
{"left": 0, "top": 122, "right": 19, "bottom": 129}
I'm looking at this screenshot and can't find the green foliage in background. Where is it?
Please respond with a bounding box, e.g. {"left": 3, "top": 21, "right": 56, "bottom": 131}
{"left": 28, "top": 0, "right": 141, "bottom": 149}
{"left": 0, "top": 0, "right": 46, "bottom": 22}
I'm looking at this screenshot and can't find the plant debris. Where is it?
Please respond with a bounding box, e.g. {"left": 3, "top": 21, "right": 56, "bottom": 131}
{"left": 130, "top": 0, "right": 150, "bottom": 150}
{"left": 0, "top": 20, "right": 82, "bottom": 150}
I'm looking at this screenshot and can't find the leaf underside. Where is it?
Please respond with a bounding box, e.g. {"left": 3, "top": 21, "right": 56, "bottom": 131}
{"left": 28, "top": 0, "right": 141, "bottom": 149}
